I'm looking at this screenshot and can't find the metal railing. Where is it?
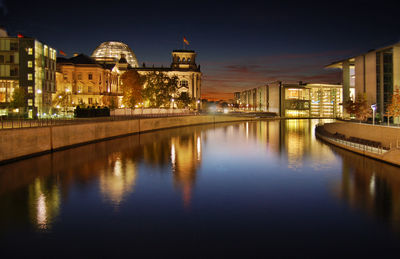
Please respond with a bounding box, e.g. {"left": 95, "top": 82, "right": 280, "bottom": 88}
{"left": 315, "top": 125, "right": 388, "bottom": 155}
{"left": 0, "top": 112, "right": 198, "bottom": 130}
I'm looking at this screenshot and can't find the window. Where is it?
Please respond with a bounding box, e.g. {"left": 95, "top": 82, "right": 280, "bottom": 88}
{"left": 180, "top": 80, "right": 189, "bottom": 88}
{"left": 28, "top": 99, "right": 33, "bottom": 106}
{"left": 0, "top": 55, "right": 3, "bottom": 63}
{"left": 63, "top": 73, "right": 68, "bottom": 80}
{"left": 10, "top": 67, "right": 18, "bottom": 76}
{"left": 88, "top": 86, "right": 93, "bottom": 93}
{"left": 10, "top": 42, "right": 18, "bottom": 51}
{"left": 7, "top": 55, "right": 14, "bottom": 63}
{"left": 28, "top": 86, "right": 33, "bottom": 93}
{"left": 28, "top": 61, "right": 33, "bottom": 68}
{"left": 28, "top": 73, "right": 33, "bottom": 80}
{"left": 27, "top": 48, "right": 33, "bottom": 55}
{"left": 88, "top": 98, "right": 93, "bottom": 104}
{"left": 182, "top": 58, "right": 186, "bottom": 62}
{"left": 88, "top": 73, "right": 93, "bottom": 80}
{"left": 187, "top": 58, "right": 191, "bottom": 62}
{"left": 177, "top": 57, "right": 180, "bottom": 62}
{"left": 77, "top": 73, "right": 82, "bottom": 80}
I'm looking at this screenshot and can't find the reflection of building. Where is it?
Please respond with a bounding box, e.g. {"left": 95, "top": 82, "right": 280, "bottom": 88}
{"left": 99, "top": 157, "right": 137, "bottom": 205}
{"left": 28, "top": 178, "right": 60, "bottom": 230}
{"left": 0, "top": 28, "right": 57, "bottom": 117}
{"left": 326, "top": 42, "right": 400, "bottom": 119}
{"left": 332, "top": 146, "right": 400, "bottom": 233}
{"left": 170, "top": 132, "right": 202, "bottom": 207}
{"left": 56, "top": 54, "right": 120, "bottom": 107}
{"left": 238, "top": 82, "right": 342, "bottom": 118}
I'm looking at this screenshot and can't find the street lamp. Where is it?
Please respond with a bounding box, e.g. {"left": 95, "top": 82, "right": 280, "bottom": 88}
{"left": 171, "top": 98, "right": 175, "bottom": 109}
{"left": 371, "top": 104, "right": 377, "bottom": 125}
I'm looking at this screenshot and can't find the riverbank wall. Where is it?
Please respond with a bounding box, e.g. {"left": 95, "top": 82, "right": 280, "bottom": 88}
{"left": 317, "top": 122, "right": 400, "bottom": 166}
{"left": 0, "top": 115, "right": 257, "bottom": 164}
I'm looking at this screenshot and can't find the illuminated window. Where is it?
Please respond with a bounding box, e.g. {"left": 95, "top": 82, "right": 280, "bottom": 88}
{"left": 88, "top": 98, "right": 93, "bottom": 104}
{"left": 44, "top": 45, "right": 48, "bottom": 57}
{"left": 28, "top": 99, "right": 33, "bottom": 106}
{"left": 63, "top": 73, "right": 68, "bottom": 80}
{"left": 28, "top": 73, "right": 33, "bottom": 80}
{"left": 27, "top": 48, "right": 33, "bottom": 55}
{"left": 28, "top": 86, "right": 33, "bottom": 93}
{"left": 188, "top": 58, "right": 191, "bottom": 62}
{"left": 182, "top": 58, "right": 186, "bottom": 62}
{"left": 28, "top": 61, "right": 33, "bottom": 68}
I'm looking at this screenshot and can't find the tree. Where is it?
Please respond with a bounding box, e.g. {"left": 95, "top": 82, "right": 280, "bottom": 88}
{"left": 120, "top": 70, "right": 143, "bottom": 108}
{"left": 102, "top": 95, "right": 118, "bottom": 109}
{"left": 176, "top": 92, "right": 193, "bottom": 108}
{"left": 53, "top": 91, "right": 72, "bottom": 114}
{"left": 142, "top": 71, "right": 178, "bottom": 108}
{"left": 387, "top": 89, "right": 400, "bottom": 126}
{"left": 354, "top": 93, "right": 371, "bottom": 122}
{"left": 10, "top": 87, "right": 26, "bottom": 116}
{"left": 343, "top": 93, "right": 371, "bottom": 122}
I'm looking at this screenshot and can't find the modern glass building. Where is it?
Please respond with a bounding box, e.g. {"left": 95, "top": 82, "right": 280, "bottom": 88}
{"left": 91, "top": 41, "right": 139, "bottom": 68}
{"left": 326, "top": 41, "right": 400, "bottom": 120}
{"left": 0, "top": 28, "right": 56, "bottom": 117}
{"left": 237, "top": 82, "right": 342, "bottom": 118}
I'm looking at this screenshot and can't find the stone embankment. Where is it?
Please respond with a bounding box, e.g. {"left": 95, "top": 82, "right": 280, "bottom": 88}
{"left": 316, "top": 122, "right": 400, "bottom": 166}
{"left": 0, "top": 115, "right": 258, "bottom": 164}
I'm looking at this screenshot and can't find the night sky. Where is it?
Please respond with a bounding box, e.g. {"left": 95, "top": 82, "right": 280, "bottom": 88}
{"left": 1, "top": 0, "right": 400, "bottom": 100}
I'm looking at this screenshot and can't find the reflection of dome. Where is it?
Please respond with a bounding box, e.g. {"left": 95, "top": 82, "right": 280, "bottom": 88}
{"left": 91, "top": 41, "right": 138, "bottom": 67}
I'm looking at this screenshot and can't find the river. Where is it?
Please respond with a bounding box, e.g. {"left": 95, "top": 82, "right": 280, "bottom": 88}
{"left": 1, "top": 119, "right": 400, "bottom": 257}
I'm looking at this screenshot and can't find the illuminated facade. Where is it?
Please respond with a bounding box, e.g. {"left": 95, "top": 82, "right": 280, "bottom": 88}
{"left": 0, "top": 28, "right": 56, "bottom": 117}
{"left": 326, "top": 41, "right": 400, "bottom": 119}
{"left": 238, "top": 82, "right": 342, "bottom": 118}
{"left": 92, "top": 41, "right": 139, "bottom": 67}
{"left": 134, "top": 50, "right": 202, "bottom": 104}
{"left": 56, "top": 54, "right": 120, "bottom": 108}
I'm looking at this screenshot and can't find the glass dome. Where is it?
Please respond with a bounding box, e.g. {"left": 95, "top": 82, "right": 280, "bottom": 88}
{"left": 91, "top": 41, "right": 139, "bottom": 67}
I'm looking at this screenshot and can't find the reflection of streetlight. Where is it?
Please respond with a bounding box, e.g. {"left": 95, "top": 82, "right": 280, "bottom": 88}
{"left": 371, "top": 104, "right": 377, "bottom": 125}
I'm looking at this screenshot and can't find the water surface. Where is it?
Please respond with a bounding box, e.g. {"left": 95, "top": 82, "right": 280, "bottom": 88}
{"left": 1, "top": 119, "right": 400, "bottom": 257}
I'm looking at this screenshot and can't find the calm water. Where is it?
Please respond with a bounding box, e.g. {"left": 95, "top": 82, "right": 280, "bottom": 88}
{"left": 1, "top": 119, "right": 400, "bottom": 258}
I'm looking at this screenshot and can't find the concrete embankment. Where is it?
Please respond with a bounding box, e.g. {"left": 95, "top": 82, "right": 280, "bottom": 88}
{"left": 317, "top": 122, "right": 400, "bottom": 166}
{"left": 0, "top": 115, "right": 257, "bottom": 164}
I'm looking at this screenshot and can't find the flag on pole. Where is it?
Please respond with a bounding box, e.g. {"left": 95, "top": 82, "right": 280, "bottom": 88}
{"left": 59, "top": 50, "right": 67, "bottom": 56}
{"left": 17, "top": 33, "right": 24, "bottom": 38}
{"left": 183, "top": 37, "right": 189, "bottom": 45}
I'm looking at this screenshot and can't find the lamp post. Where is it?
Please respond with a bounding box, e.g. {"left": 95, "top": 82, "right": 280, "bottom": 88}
{"left": 371, "top": 104, "right": 377, "bottom": 125}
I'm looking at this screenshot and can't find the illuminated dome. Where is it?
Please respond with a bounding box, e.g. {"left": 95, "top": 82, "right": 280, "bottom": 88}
{"left": 91, "top": 41, "right": 139, "bottom": 67}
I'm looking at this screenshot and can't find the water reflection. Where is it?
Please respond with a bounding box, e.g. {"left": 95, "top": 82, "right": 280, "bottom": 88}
{"left": 331, "top": 146, "right": 400, "bottom": 233}
{"left": 99, "top": 156, "right": 137, "bottom": 206}
{"left": 0, "top": 119, "right": 400, "bottom": 244}
{"left": 28, "top": 178, "right": 60, "bottom": 230}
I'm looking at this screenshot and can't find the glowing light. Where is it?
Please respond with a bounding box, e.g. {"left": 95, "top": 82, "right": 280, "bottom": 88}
{"left": 197, "top": 136, "right": 201, "bottom": 161}
{"left": 223, "top": 108, "right": 229, "bottom": 114}
{"left": 37, "top": 89, "right": 42, "bottom": 94}
{"left": 171, "top": 143, "right": 176, "bottom": 171}
{"left": 37, "top": 194, "right": 47, "bottom": 228}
